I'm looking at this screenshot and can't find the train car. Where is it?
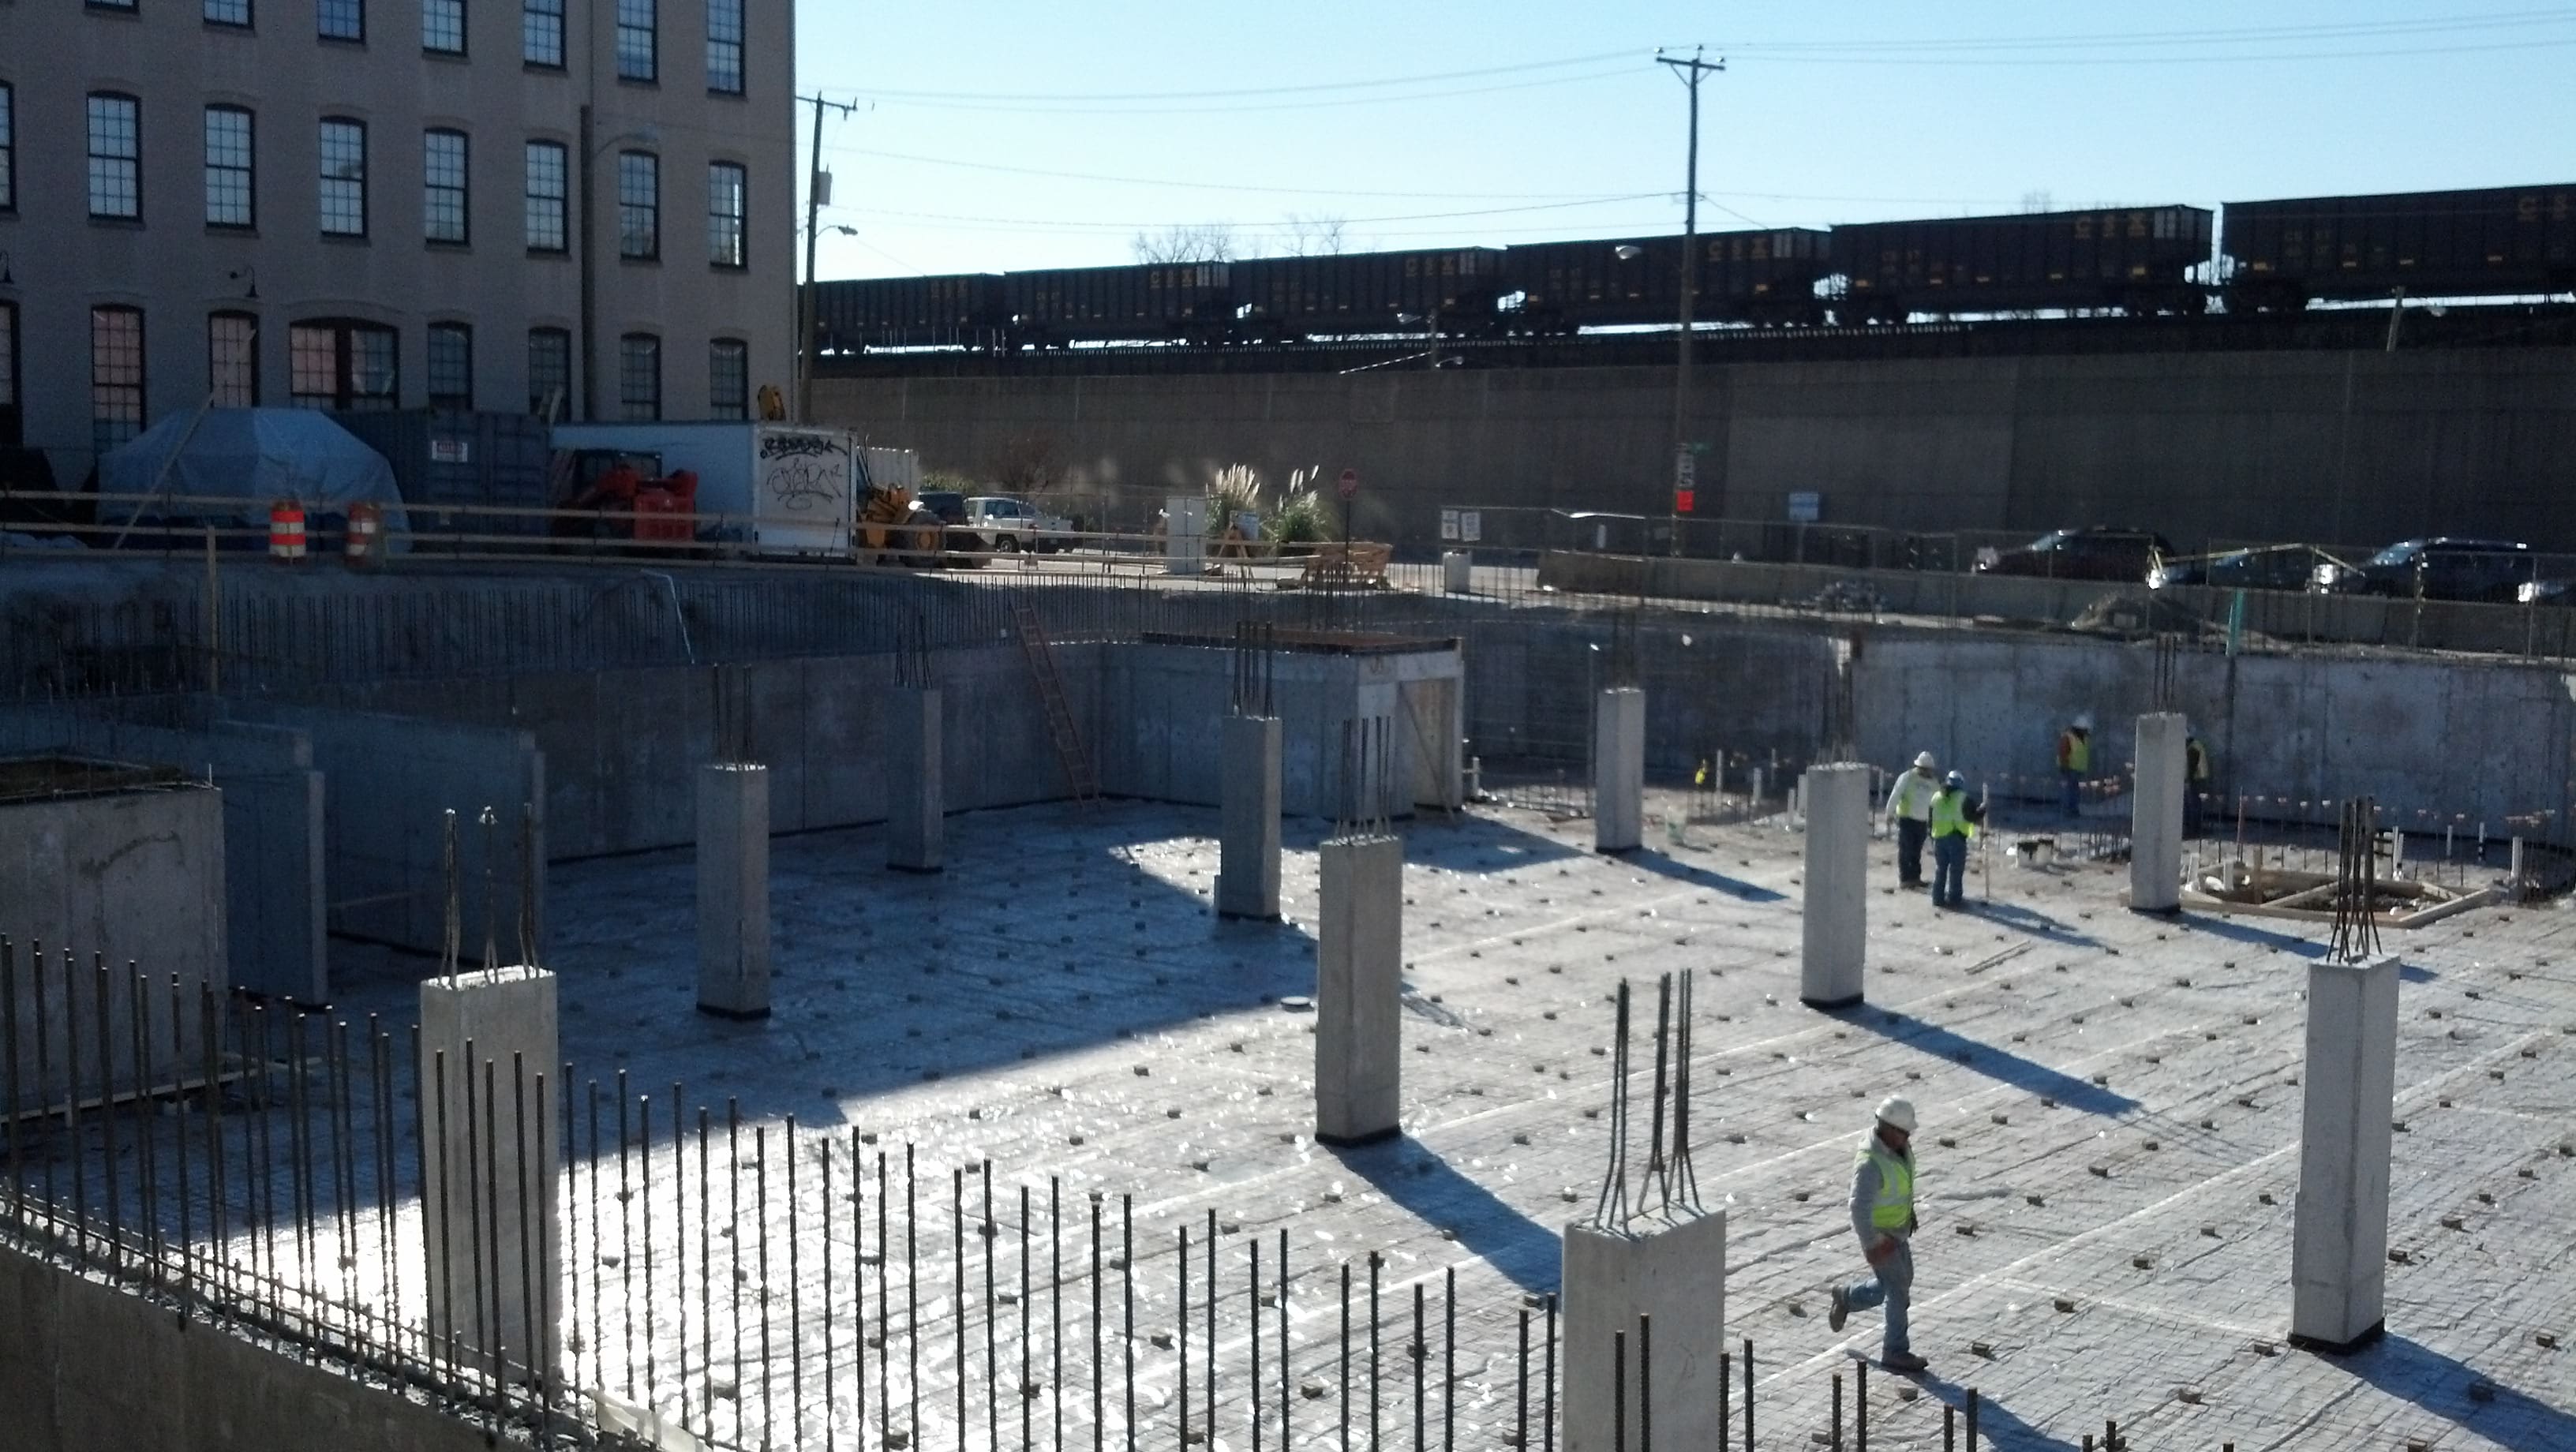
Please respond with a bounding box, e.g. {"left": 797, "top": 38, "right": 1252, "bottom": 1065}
{"left": 1504, "top": 229, "right": 1831, "bottom": 333}
{"left": 1831, "top": 206, "right": 2213, "bottom": 321}
{"left": 2222, "top": 185, "right": 2576, "bottom": 310}
{"left": 811, "top": 274, "right": 1003, "bottom": 351}
{"left": 1234, "top": 248, "right": 1505, "bottom": 339}
{"left": 1002, "top": 262, "right": 1235, "bottom": 347}
{"left": 1699, "top": 228, "right": 1832, "bottom": 324}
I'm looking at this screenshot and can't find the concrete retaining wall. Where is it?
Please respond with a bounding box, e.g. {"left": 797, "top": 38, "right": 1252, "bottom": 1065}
{"left": 0, "top": 1248, "right": 490, "bottom": 1452}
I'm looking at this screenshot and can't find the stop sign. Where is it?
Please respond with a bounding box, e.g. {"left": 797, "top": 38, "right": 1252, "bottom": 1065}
{"left": 1338, "top": 467, "right": 1359, "bottom": 500}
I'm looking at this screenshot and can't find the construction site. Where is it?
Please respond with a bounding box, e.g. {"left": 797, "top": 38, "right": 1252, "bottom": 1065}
{"left": 1, "top": 514, "right": 2573, "bottom": 1452}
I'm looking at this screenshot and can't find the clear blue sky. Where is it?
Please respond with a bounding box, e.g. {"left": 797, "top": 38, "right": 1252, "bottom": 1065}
{"left": 792, "top": 3, "right": 2576, "bottom": 281}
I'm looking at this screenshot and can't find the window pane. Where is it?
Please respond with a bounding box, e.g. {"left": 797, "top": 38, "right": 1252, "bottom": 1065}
{"left": 290, "top": 320, "right": 399, "bottom": 410}
{"left": 526, "top": 327, "right": 570, "bottom": 415}
{"left": 425, "top": 130, "right": 469, "bottom": 243}
{"left": 319, "top": 0, "right": 364, "bottom": 41}
{"left": 619, "top": 334, "right": 660, "bottom": 421}
{"left": 290, "top": 324, "right": 337, "bottom": 407}
{"left": 423, "top": 0, "right": 465, "bottom": 52}
{"left": 205, "top": 107, "right": 255, "bottom": 228}
{"left": 204, "top": 0, "right": 254, "bottom": 24}
{"left": 706, "top": 0, "right": 744, "bottom": 93}
{"left": 707, "top": 162, "right": 745, "bottom": 268}
{"left": 91, "top": 308, "right": 146, "bottom": 455}
{"left": 88, "top": 95, "right": 141, "bottom": 220}
{"left": 710, "top": 339, "right": 747, "bottom": 421}
{"left": 427, "top": 324, "right": 472, "bottom": 408}
{"left": 208, "top": 313, "right": 259, "bottom": 407}
{"left": 616, "top": 0, "right": 656, "bottom": 81}
{"left": 617, "top": 152, "right": 658, "bottom": 259}
{"left": 320, "top": 119, "right": 367, "bottom": 236}
{"left": 522, "top": 0, "right": 565, "bottom": 65}
{"left": 1, "top": 84, "right": 16, "bottom": 212}
{"left": 350, "top": 326, "right": 399, "bottom": 408}
{"left": 524, "top": 140, "right": 567, "bottom": 250}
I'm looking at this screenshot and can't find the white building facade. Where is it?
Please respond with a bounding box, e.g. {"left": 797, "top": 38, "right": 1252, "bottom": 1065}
{"left": 0, "top": 0, "right": 796, "bottom": 484}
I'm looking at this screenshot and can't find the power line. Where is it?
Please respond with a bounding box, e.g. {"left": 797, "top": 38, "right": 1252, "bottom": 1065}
{"left": 818, "top": 143, "right": 1664, "bottom": 202}
{"left": 835, "top": 193, "right": 1672, "bottom": 233}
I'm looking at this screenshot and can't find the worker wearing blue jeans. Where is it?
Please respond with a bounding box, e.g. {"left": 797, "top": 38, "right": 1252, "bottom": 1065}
{"left": 1929, "top": 773, "right": 1975, "bottom": 909}
{"left": 1831, "top": 1097, "right": 1926, "bottom": 1373}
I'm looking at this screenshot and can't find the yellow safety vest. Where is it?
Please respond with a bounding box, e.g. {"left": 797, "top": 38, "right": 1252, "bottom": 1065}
{"left": 1930, "top": 789, "right": 1975, "bottom": 840}
{"left": 2061, "top": 730, "right": 2091, "bottom": 774}
{"left": 1859, "top": 1140, "right": 1915, "bottom": 1231}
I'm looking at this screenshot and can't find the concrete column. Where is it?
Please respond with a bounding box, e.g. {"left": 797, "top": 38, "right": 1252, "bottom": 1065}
{"left": 1165, "top": 496, "right": 1208, "bottom": 575}
{"left": 1315, "top": 833, "right": 1402, "bottom": 1145}
{"left": 1799, "top": 762, "right": 1870, "bottom": 1009}
{"left": 1593, "top": 687, "right": 1645, "bottom": 855}
{"left": 1218, "top": 714, "right": 1282, "bottom": 921}
{"left": 2130, "top": 713, "right": 2186, "bottom": 913}
{"left": 696, "top": 762, "right": 770, "bottom": 1020}
{"left": 2290, "top": 953, "right": 2400, "bottom": 1353}
{"left": 886, "top": 687, "right": 943, "bottom": 874}
{"left": 418, "top": 966, "right": 561, "bottom": 1379}
{"left": 1562, "top": 1208, "right": 1728, "bottom": 1452}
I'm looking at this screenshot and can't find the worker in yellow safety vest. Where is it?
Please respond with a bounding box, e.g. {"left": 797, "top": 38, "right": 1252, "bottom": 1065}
{"left": 2057, "top": 715, "right": 2092, "bottom": 817}
{"left": 2185, "top": 732, "right": 2211, "bottom": 839}
{"left": 1929, "top": 771, "right": 1976, "bottom": 908}
{"left": 1829, "top": 1096, "right": 1926, "bottom": 1373}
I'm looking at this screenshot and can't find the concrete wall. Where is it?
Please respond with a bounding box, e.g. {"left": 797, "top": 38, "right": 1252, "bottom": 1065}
{"left": 1460, "top": 616, "right": 1840, "bottom": 776}
{"left": 817, "top": 347, "right": 2576, "bottom": 550}
{"left": 0, "top": 784, "right": 227, "bottom": 1102}
{"left": 0, "top": 1248, "right": 492, "bottom": 1452}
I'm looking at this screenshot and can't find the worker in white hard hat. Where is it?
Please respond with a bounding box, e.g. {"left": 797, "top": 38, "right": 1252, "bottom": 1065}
{"left": 2057, "top": 714, "right": 2095, "bottom": 818}
{"left": 1829, "top": 1096, "right": 1926, "bottom": 1372}
{"left": 1883, "top": 752, "right": 1941, "bottom": 891}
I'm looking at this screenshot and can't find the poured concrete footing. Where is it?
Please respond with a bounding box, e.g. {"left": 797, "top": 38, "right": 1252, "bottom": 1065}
{"left": 696, "top": 762, "right": 771, "bottom": 1020}
{"left": 1799, "top": 762, "right": 1870, "bottom": 1009}
{"left": 1593, "top": 687, "right": 1645, "bottom": 855}
{"left": 1315, "top": 833, "right": 1402, "bottom": 1145}
{"left": 2289, "top": 952, "right": 2400, "bottom": 1353}
{"left": 1217, "top": 714, "right": 1282, "bottom": 921}
{"left": 886, "top": 687, "right": 944, "bottom": 874}
{"left": 417, "top": 966, "right": 561, "bottom": 1379}
{"left": 2129, "top": 713, "right": 2186, "bottom": 913}
{"left": 1562, "top": 1208, "right": 1728, "bottom": 1452}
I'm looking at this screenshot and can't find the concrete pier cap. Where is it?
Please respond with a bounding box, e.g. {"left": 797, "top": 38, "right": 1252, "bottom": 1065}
{"left": 1561, "top": 1206, "right": 1728, "bottom": 1452}
{"left": 1314, "top": 832, "right": 1402, "bottom": 1146}
{"left": 2290, "top": 952, "right": 2401, "bottom": 1353}
{"left": 1593, "top": 688, "right": 1646, "bottom": 855}
{"left": 887, "top": 687, "right": 944, "bottom": 874}
{"left": 2129, "top": 712, "right": 2187, "bottom": 914}
{"left": 696, "top": 761, "right": 772, "bottom": 1020}
{"left": 417, "top": 964, "right": 562, "bottom": 1378}
{"left": 1799, "top": 762, "right": 1871, "bottom": 1009}
{"left": 1217, "top": 713, "right": 1283, "bottom": 922}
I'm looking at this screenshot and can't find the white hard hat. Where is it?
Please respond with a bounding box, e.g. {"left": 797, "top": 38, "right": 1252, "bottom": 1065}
{"left": 1874, "top": 1096, "right": 1918, "bottom": 1133}
{"left": 1913, "top": 751, "right": 1937, "bottom": 769}
{"left": 2073, "top": 714, "right": 2094, "bottom": 732}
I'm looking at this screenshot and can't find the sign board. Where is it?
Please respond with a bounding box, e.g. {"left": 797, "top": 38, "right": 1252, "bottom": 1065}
{"left": 429, "top": 437, "right": 471, "bottom": 464}
{"left": 1439, "top": 508, "right": 1461, "bottom": 541}
{"left": 1787, "top": 491, "right": 1822, "bottom": 524}
{"left": 1672, "top": 450, "right": 1697, "bottom": 491}
{"left": 1673, "top": 489, "right": 1697, "bottom": 515}
{"left": 1459, "top": 510, "right": 1481, "bottom": 543}
{"left": 1338, "top": 467, "right": 1359, "bottom": 501}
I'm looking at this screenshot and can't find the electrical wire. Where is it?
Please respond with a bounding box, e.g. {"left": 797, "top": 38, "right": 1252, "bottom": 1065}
{"left": 818, "top": 144, "right": 1669, "bottom": 202}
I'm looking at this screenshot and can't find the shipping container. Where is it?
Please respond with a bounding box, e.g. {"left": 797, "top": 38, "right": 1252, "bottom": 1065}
{"left": 2221, "top": 185, "right": 2576, "bottom": 308}
{"left": 1236, "top": 249, "right": 1504, "bottom": 337}
{"left": 550, "top": 422, "right": 857, "bottom": 554}
{"left": 334, "top": 410, "right": 556, "bottom": 537}
{"left": 1831, "top": 206, "right": 2213, "bottom": 320}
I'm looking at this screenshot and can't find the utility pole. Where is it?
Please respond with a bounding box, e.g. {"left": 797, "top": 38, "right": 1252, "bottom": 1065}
{"left": 798, "top": 92, "right": 858, "bottom": 424}
{"left": 1657, "top": 47, "right": 1723, "bottom": 556}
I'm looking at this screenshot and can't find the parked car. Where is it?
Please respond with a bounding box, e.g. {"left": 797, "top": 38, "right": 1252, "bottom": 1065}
{"left": 2149, "top": 544, "right": 2342, "bottom": 593}
{"left": 2309, "top": 537, "right": 2537, "bottom": 602}
{"left": 961, "top": 496, "right": 1069, "bottom": 553}
{"left": 1975, "top": 528, "right": 2174, "bottom": 582}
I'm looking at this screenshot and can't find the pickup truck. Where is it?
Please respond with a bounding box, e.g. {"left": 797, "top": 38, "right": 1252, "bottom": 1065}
{"left": 960, "top": 495, "right": 1069, "bottom": 554}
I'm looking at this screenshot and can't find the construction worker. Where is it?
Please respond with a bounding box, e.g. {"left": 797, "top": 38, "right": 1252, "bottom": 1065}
{"left": 2057, "top": 715, "right": 2093, "bottom": 818}
{"left": 1829, "top": 1096, "right": 1926, "bottom": 1374}
{"left": 1930, "top": 770, "right": 1976, "bottom": 908}
{"left": 1883, "top": 752, "right": 1941, "bottom": 890}
{"left": 2185, "top": 731, "right": 2211, "bottom": 838}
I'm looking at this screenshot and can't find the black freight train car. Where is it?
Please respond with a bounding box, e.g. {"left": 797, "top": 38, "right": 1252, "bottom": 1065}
{"left": 1002, "top": 262, "right": 1237, "bottom": 347}
{"left": 1234, "top": 248, "right": 1505, "bottom": 339}
{"left": 1833, "top": 206, "right": 2212, "bottom": 321}
{"left": 812, "top": 274, "right": 1003, "bottom": 350}
{"left": 1503, "top": 229, "right": 1829, "bottom": 332}
{"left": 2222, "top": 185, "right": 2576, "bottom": 310}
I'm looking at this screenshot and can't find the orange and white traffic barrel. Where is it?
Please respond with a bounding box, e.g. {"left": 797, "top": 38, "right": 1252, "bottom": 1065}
{"left": 268, "top": 499, "right": 308, "bottom": 560}
{"left": 344, "top": 501, "right": 382, "bottom": 567}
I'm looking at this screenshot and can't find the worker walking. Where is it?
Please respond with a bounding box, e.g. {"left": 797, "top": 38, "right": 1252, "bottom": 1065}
{"left": 2185, "top": 732, "right": 2211, "bottom": 838}
{"left": 2057, "top": 715, "right": 2093, "bottom": 818}
{"left": 1829, "top": 1096, "right": 1927, "bottom": 1374}
{"left": 1884, "top": 752, "right": 1941, "bottom": 890}
{"left": 1930, "top": 771, "right": 1978, "bottom": 908}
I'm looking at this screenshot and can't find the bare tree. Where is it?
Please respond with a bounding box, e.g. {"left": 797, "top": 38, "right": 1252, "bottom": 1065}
{"left": 1129, "top": 223, "right": 1237, "bottom": 265}
{"left": 2019, "top": 189, "right": 2055, "bottom": 215}
{"left": 1280, "top": 213, "right": 1349, "bottom": 257}
{"left": 990, "top": 432, "right": 1069, "bottom": 496}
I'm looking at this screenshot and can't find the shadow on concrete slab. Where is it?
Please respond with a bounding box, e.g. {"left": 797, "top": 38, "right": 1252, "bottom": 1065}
{"left": 1624, "top": 849, "right": 1788, "bottom": 902}
{"left": 1968, "top": 900, "right": 2102, "bottom": 947}
{"left": 2332, "top": 1334, "right": 2576, "bottom": 1452}
{"left": 2174, "top": 913, "right": 2331, "bottom": 960}
{"left": 1833, "top": 1005, "right": 2140, "bottom": 1117}
{"left": 1331, "top": 1138, "right": 1563, "bottom": 1295}
{"left": 1904, "top": 1369, "right": 2084, "bottom": 1452}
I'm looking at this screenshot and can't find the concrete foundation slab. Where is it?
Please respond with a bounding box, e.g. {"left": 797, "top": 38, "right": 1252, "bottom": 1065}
{"left": 886, "top": 687, "right": 943, "bottom": 874}
{"left": 1593, "top": 688, "right": 1645, "bottom": 855}
{"left": 1799, "top": 762, "right": 1870, "bottom": 1009}
{"left": 1315, "top": 833, "right": 1402, "bottom": 1145}
{"left": 417, "top": 965, "right": 561, "bottom": 1379}
{"left": 2130, "top": 713, "right": 2186, "bottom": 913}
{"left": 696, "top": 762, "right": 771, "bottom": 1020}
{"left": 1217, "top": 715, "right": 1282, "bottom": 921}
{"left": 1562, "top": 1208, "right": 1728, "bottom": 1452}
{"left": 2290, "top": 952, "right": 2400, "bottom": 1353}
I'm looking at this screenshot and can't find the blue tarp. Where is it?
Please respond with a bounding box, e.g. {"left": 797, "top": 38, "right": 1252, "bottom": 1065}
{"left": 100, "top": 408, "right": 411, "bottom": 541}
